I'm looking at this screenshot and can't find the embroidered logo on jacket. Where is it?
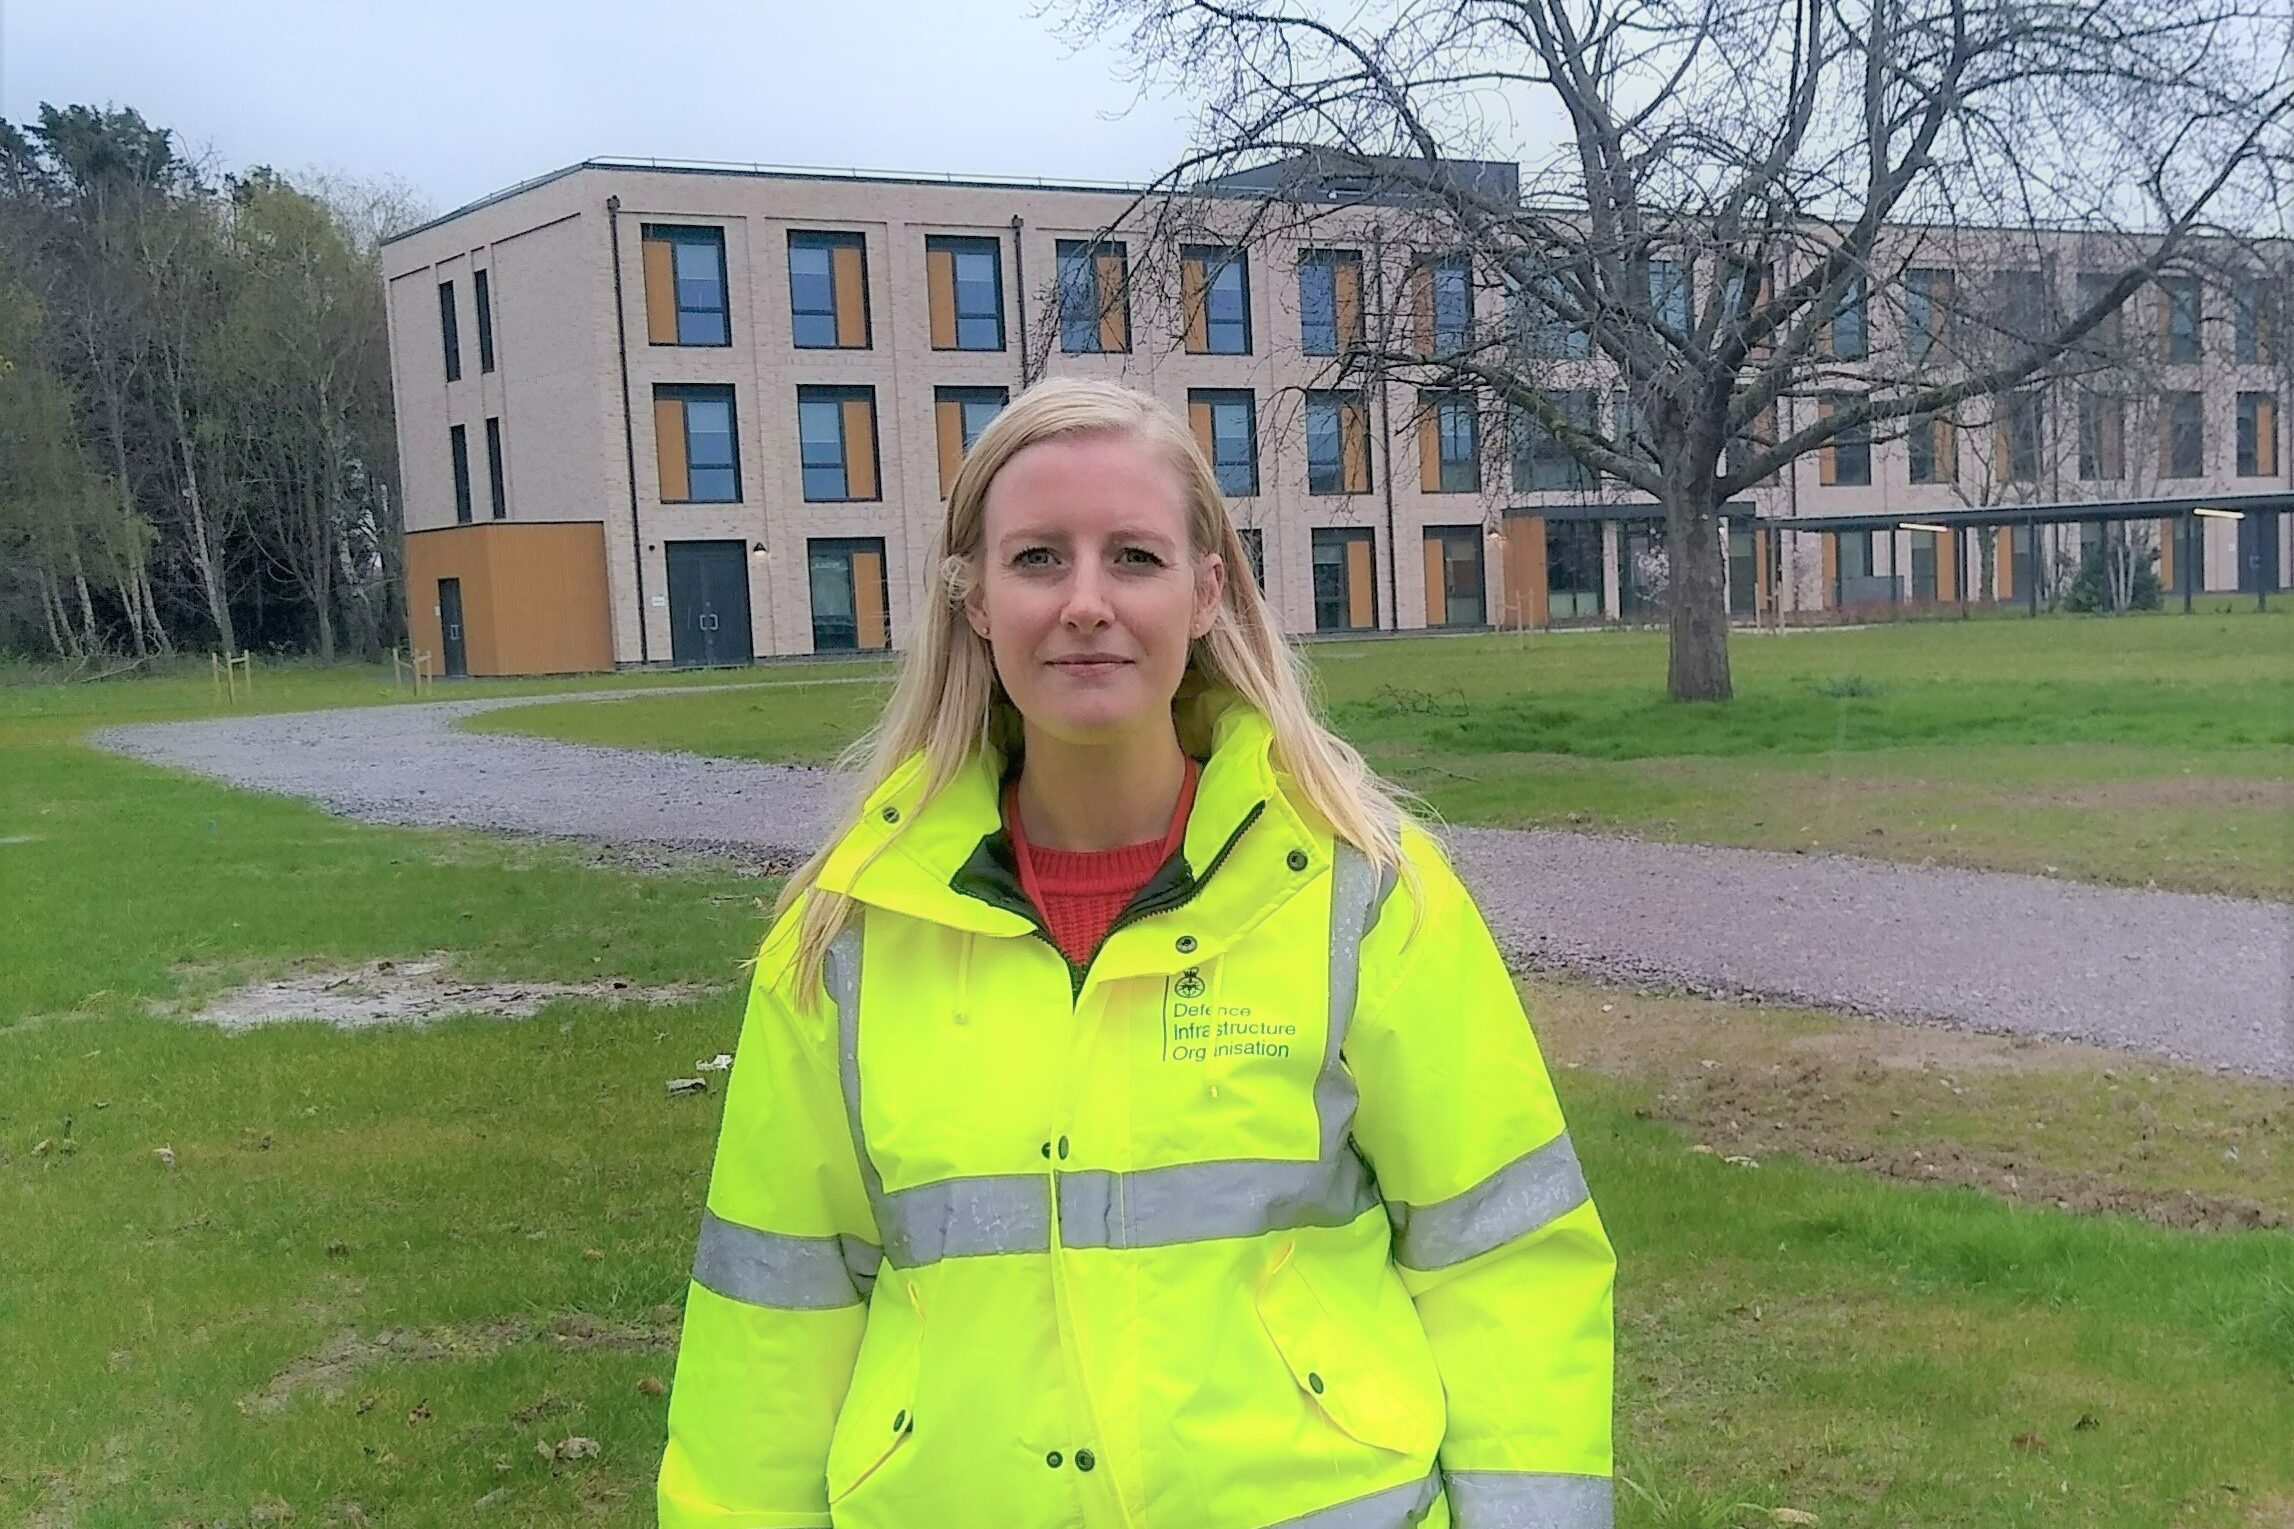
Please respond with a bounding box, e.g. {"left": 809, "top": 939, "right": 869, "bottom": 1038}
{"left": 1163, "top": 968, "right": 1300, "bottom": 1063}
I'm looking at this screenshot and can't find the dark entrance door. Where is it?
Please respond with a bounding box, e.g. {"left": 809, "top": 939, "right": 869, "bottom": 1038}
{"left": 2239, "top": 511, "right": 2281, "bottom": 593}
{"left": 665, "top": 540, "right": 754, "bottom": 668}
{"left": 437, "top": 577, "right": 468, "bottom": 678}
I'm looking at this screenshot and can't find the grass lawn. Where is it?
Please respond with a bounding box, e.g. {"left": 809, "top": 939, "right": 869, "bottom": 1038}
{"left": 5, "top": 654, "right": 2292, "bottom": 1525}
{"left": 469, "top": 608, "right": 2294, "bottom": 901}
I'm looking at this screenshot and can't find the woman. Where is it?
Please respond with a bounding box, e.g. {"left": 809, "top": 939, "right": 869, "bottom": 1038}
{"left": 658, "top": 379, "right": 1614, "bottom": 1529}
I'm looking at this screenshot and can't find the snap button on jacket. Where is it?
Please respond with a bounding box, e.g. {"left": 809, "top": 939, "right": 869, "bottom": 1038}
{"left": 659, "top": 695, "right": 1616, "bottom": 1528}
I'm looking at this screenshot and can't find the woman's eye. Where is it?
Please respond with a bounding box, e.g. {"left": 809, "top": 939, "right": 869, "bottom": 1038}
{"left": 1119, "top": 547, "right": 1167, "bottom": 567}
{"left": 1013, "top": 547, "right": 1053, "bottom": 568}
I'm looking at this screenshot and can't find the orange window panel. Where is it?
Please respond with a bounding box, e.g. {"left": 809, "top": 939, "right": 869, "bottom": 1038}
{"left": 1340, "top": 401, "right": 1371, "bottom": 493}
{"left": 841, "top": 398, "right": 878, "bottom": 500}
{"left": 926, "top": 247, "right": 957, "bottom": 349}
{"left": 832, "top": 243, "right": 868, "bottom": 348}
{"left": 1188, "top": 399, "right": 1216, "bottom": 461}
{"left": 1095, "top": 252, "right": 1128, "bottom": 352}
{"left": 851, "top": 548, "right": 888, "bottom": 650}
{"left": 1417, "top": 410, "right": 1441, "bottom": 492}
{"left": 653, "top": 398, "right": 687, "bottom": 500}
{"left": 641, "top": 239, "right": 677, "bottom": 345}
{"left": 1181, "top": 255, "right": 1209, "bottom": 353}
{"left": 1936, "top": 529, "right": 1959, "bottom": 602}
{"left": 935, "top": 399, "right": 965, "bottom": 498}
{"left": 1345, "top": 538, "right": 1375, "bottom": 628}
{"left": 1333, "top": 258, "right": 1363, "bottom": 349}
{"left": 1422, "top": 536, "right": 1447, "bottom": 627}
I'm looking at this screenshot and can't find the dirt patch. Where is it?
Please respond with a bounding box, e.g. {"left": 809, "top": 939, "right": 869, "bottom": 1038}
{"left": 2035, "top": 776, "right": 2294, "bottom": 813}
{"left": 167, "top": 956, "right": 725, "bottom": 1032}
{"left": 243, "top": 1312, "right": 675, "bottom": 1415}
{"left": 1528, "top": 977, "right": 2292, "bottom": 1232}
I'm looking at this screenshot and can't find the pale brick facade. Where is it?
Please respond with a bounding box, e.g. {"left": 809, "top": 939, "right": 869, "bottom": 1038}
{"left": 382, "top": 158, "right": 2293, "bottom": 672}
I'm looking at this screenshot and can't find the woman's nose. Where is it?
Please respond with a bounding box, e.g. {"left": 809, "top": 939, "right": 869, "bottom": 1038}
{"left": 1060, "top": 565, "right": 1114, "bottom": 627}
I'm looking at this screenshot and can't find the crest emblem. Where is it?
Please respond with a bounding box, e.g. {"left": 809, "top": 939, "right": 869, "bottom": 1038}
{"left": 1174, "top": 969, "right": 1206, "bottom": 1001}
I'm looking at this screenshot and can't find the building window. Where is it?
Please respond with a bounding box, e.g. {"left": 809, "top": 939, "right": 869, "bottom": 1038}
{"left": 1416, "top": 254, "right": 1471, "bottom": 355}
{"left": 787, "top": 231, "right": 870, "bottom": 349}
{"left": 2160, "top": 275, "right": 2201, "bottom": 363}
{"left": 926, "top": 235, "right": 1004, "bottom": 351}
{"left": 1908, "top": 412, "right": 1956, "bottom": 485}
{"left": 484, "top": 416, "right": 506, "bottom": 518}
{"left": 1824, "top": 273, "right": 1868, "bottom": 360}
{"left": 1182, "top": 245, "right": 1251, "bottom": 355}
{"left": 1903, "top": 267, "right": 1954, "bottom": 360}
{"left": 653, "top": 384, "right": 741, "bottom": 503}
{"left": 796, "top": 386, "right": 881, "bottom": 502}
{"left": 1728, "top": 401, "right": 1777, "bottom": 483}
{"left": 1236, "top": 527, "right": 1265, "bottom": 590}
{"left": 1648, "top": 257, "right": 1691, "bottom": 333}
{"left": 2160, "top": 390, "right": 2204, "bottom": 479}
{"left": 2237, "top": 392, "right": 2280, "bottom": 477}
{"left": 642, "top": 226, "right": 731, "bottom": 347}
{"left": 1422, "top": 527, "right": 1486, "bottom": 627}
{"left": 1835, "top": 528, "right": 1873, "bottom": 586}
{"left": 1311, "top": 528, "right": 1377, "bottom": 632}
{"left": 1611, "top": 389, "right": 1654, "bottom": 467}
{"left": 1511, "top": 391, "right": 1597, "bottom": 492}
{"left": 2077, "top": 394, "right": 2125, "bottom": 481}
{"left": 1298, "top": 248, "right": 1363, "bottom": 355}
{"left": 1304, "top": 392, "right": 1372, "bottom": 496}
{"left": 1998, "top": 269, "right": 2049, "bottom": 345}
{"left": 1417, "top": 391, "right": 1480, "bottom": 493}
{"left": 807, "top": 537, "right": 892, "bottom": 653}
{"left": 1187, "top": 389, "right": 1258, "bottom": 498}
{"left": 473, "top": 269, "right": 496, "bottom": 373}
{"left": 1818, "top": 395, "right": 1871, "bottom": 486}
{"left": 449, "top": 423, "right": 471, "bottom": 522}
{"left": 1518, "top": 272, "right": 1590, "bottom": 359}
{"left": 1056, "top": 239, "right": 1130, "bottom": 353}
{"left": 2074, "top": 271, "right": 2123, "bottom": 355}
{"left": 1996, "top": 390, "right": 2043, "bottom": 482}
{"left": 438, "top": 280, "right": 461, "bottom": 383}
{"left": 933, "top": 386, "right": 1008, "bottom": 497}
{"left": 2235, "top": 280, "right": 2277, "bottom": 365}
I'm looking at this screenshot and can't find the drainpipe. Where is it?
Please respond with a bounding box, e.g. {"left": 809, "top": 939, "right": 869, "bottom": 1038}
{"left": 1370, "top": 222, "right": 1399, "bottom": 630}
{"left": 606, "top": 194, "right": 651, "bottom": 666}
{"left": 1011, "top": 215, "right": 1031, "bottom": 389}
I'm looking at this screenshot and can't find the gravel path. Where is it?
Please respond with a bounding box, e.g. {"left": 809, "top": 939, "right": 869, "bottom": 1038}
{"left": 96, "top": 691, "right": 2294, "bottom": 1081}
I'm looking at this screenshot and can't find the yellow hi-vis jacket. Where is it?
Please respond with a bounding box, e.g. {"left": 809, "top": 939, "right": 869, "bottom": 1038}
{"left": 659, "top": 692, "right": 1615, "bottom": 1529}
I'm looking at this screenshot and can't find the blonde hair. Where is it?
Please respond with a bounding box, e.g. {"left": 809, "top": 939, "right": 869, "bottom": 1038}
{"left": 774, "top": 376, "right": 1421, "bottom": 1004}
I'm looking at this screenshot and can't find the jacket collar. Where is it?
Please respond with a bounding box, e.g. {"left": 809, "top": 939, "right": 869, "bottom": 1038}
{"left": 814, "top": 690, "right": 1329, "bottom": 962}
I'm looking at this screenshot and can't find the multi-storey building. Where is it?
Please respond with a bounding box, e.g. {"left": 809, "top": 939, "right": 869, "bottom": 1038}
{"left": 382, "top": 157, "right": 2291, "bottom": 674}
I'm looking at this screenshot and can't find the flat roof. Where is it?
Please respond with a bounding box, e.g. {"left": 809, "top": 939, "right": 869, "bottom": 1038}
{"left": 381, "top": 156, "right": 1165, "bottom": 247}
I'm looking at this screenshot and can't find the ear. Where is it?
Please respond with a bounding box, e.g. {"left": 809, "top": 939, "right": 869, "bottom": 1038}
{"left": 1190, "top": 552, "right": 1226, "bottom": 640}
{"left": 963, "top": 584, "right": 990, "bottom": 641}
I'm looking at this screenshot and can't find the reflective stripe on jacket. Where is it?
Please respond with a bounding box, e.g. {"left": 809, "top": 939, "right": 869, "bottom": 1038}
{"left": 659, "top": 692, "right": 1615, "bottom": 1529}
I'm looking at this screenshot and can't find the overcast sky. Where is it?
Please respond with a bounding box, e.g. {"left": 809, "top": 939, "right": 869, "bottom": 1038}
{"left": 3, "top": 0, "right": 1200, "bottom": 218}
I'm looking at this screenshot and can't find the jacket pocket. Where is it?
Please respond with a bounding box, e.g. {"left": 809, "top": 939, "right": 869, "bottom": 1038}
{"left": 1252, "top": 1239, "right": 1431, "bottom": 1455}
{"left": 826, "top": 1281, "right": 924, "bottom": 1505}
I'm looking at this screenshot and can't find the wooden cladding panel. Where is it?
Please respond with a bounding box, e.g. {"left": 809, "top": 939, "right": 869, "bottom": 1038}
{"left": 1345, "top": 537, "right": 1375, "bottom": 629}
{"left": 641, "top": 239, "right": 677, "bottom": 344}
{"left": 1095, "top": 252, "right": 1128, "bottom": 351}
{"left": 841, "top": 398, "right": 877, "bottom": 500}
{"left": 926, "top": 248, "right": 957, "bottom": 349}
{"left": 653, "top": 398, "right": 687, "bottom": 500}
{"left": 852, "top": 549, "right": 888, "bottom": 650}
{"left": 832, "top": 243, "right": 868, "bottom": 347}
{"left": 1423, "top": 537, "right": 1448, "bottom": 628}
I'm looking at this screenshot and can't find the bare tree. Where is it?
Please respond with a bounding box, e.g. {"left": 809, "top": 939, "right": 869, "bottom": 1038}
{"left": 1063, "top": 0, "right": 2293, "bottom": 698}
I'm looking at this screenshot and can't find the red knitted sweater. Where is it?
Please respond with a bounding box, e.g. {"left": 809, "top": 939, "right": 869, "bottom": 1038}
{"left": 1003, "top": 755, "right": 1202, "bottom": 969}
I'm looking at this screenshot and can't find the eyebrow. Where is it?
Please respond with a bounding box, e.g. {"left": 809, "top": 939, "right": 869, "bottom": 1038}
{"left": 996, "top": 526, "right": 1183, "bottom": 552}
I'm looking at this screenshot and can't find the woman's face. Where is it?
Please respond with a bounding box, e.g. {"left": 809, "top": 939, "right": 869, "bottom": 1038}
{"left": 966, "top": 429, "right": 1224, "bottom": 749}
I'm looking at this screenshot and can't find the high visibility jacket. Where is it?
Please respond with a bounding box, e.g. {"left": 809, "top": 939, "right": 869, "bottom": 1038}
{"left": 659, "top": 693, "right": 1615, "bottom": 1529}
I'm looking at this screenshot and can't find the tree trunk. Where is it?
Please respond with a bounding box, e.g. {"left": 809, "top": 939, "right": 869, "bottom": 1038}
{"left": 37, "top": 567, "right": 72, "bottom": 658}
{"left": 1663, "top": 480, "right": 1734, "bottom": 701}
{"left": 303, "top": 473, "right": 336, "bottom": 663}
{"left": 171, "top": 392, "right": 237, "bottom": 654}
{"left": 67, "top": 542, "right": 101, "bottom": 651}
